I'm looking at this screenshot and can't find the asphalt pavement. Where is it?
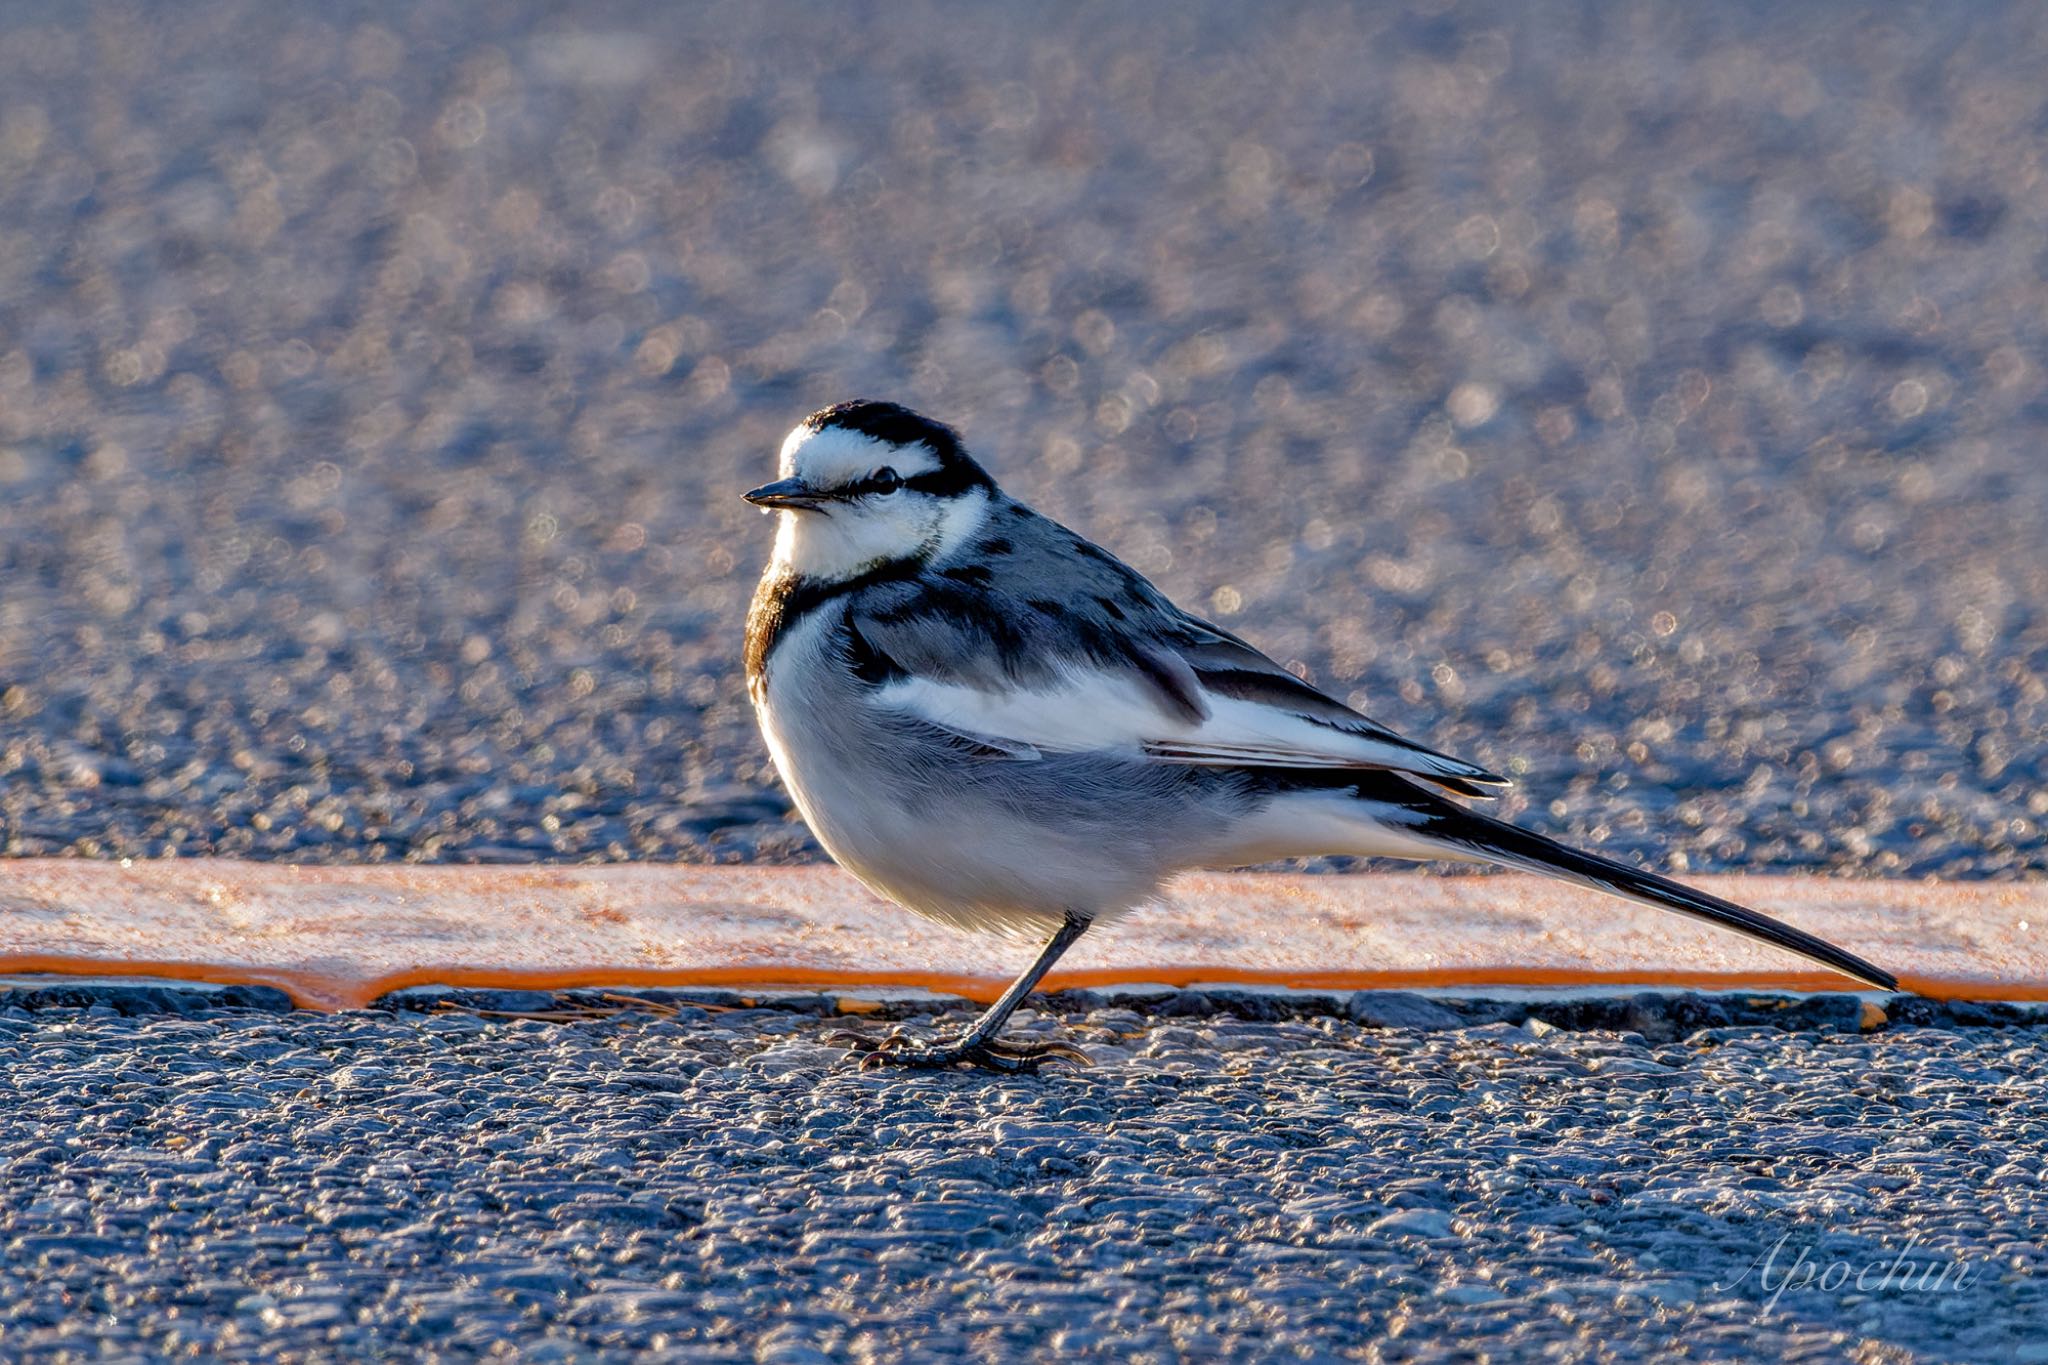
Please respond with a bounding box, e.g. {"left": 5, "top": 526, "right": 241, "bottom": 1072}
{"left": 0, "top": 0, "right": 2039, "bottom": 877}
{"left": 0, "top": 2, "right": 2044, "bottom": 1360}
{"left": 0, "top": 992, "right": 2041, "bottom": 1362}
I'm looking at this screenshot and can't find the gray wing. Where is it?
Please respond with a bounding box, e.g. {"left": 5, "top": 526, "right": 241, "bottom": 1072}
{"left": 1147, "top": 612, "right": 1508, "bottom": 796}
{"left": 844, "top": 504, "right": 1507, "bottom": 795}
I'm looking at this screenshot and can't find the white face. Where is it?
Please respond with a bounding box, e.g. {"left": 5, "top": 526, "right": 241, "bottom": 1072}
{"left": 766, "top": 424, "right": 989, "bottom": 580}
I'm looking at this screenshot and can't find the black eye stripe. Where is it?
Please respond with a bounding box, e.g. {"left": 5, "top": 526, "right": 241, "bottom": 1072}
{"left": 835, "top": 465, "right": 981, "bottom": 498}
{"left": 902, "top": 466, "right": 982, "bottom": 496}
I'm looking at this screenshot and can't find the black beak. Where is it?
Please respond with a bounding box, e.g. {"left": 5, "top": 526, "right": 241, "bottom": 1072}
{"left": 743, "top": 478, "right": 833, "bottom": 512}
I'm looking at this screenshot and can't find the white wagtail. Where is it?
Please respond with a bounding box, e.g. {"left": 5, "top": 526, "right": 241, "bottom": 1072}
{"left": 744, "top": 400, "right": 1895, "bottom": 1071}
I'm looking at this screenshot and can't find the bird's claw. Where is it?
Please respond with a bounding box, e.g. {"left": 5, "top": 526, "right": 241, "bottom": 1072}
{"left": 824, "top": 1027, "right": 914, "bottom": 1054}
{"left": 826, "top": 1028, "right": 1091, "bottom": 1073}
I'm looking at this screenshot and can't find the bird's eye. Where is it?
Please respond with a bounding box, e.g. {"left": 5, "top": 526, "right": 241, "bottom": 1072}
{"left": 868, "top": 466, "right": 901, "bottom": 494}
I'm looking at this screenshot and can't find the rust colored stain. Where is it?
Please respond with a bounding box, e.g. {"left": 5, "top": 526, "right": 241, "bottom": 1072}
{"left": 0, "top": 859, "right": 2038, "bottom": 1010}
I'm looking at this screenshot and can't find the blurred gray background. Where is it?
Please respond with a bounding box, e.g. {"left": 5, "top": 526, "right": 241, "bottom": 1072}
{"left": 0, "top": 0, "right": 2040, "bottom": 878}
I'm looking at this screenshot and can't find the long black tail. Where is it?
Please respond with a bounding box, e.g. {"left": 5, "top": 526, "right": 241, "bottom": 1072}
{"left": 1395, "top": 796, "right": 1897, "bottom": 990}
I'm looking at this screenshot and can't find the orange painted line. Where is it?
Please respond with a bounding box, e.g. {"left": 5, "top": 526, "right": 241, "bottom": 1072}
{"left": 0, "top": 859, "right": 2039, "bottom": 1011}
{"left": 1, "top": 956, "right": 2037, "bottom": 1013}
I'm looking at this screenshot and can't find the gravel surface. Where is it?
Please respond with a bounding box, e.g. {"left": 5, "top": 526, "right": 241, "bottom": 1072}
{"left": 0, "top": 0, "right": 2041, "bottom": 876}
{"left": 0, "top": 995, "right": 2035, "bottom": 1362}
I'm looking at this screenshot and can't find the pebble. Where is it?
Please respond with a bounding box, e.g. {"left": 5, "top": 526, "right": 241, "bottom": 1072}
{"left": 1369, "top": 1210, "right": 1457, "bottom": 1239}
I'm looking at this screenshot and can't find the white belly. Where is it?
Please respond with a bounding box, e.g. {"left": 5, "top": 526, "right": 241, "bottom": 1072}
{"left": 755, "top": 614, "right": 1166, "bottom": 938}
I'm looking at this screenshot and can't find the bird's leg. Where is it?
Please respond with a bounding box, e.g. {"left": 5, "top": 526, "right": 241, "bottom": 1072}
{"left": 828, "top": 913, "right": 1093, "bottom": 1072}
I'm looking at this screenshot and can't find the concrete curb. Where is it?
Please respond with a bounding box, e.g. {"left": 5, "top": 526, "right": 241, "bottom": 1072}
{"left": 0, "top": 859, "right": 2038, "bottom": 1010}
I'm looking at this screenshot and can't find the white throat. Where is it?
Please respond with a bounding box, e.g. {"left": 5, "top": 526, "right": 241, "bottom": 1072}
{"left": 771, "top": 488, "right": 991, "bottom": 582}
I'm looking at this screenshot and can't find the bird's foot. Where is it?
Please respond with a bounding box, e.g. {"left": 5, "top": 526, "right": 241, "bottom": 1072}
{"left": 824, "top": 1028, "right": 1091, "bottom": 1074}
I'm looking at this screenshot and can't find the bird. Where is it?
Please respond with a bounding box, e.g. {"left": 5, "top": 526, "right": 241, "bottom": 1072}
{"left": 743, "top": 399, "right": 1896, "bottom": 1072}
